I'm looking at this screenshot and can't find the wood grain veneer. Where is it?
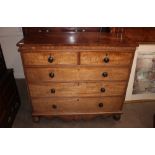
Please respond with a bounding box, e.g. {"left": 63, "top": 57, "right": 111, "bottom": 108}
{"left": 29, "top": 81, "right": 126, "bottom": 97}
{"left": 31, "top": 97, "right": 123, "bottom": 114}
{"left": 25, "top": 67, "right": 130, "bottom": 82}
{"left": 18, "top": 27, "right": 155, "bottom": 122}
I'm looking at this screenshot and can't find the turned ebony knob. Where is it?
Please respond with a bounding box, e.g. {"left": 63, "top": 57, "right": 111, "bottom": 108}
{"left": 49, "top": 72, "right": 54, "bottom": 78}
{"left": 51, "top": 88, "right": 55, "bottom": 93}
{"left": 48, "top": 56, "right": 54, "bottom": 63}
{"left": 52, "top": 104, "right": 57, "bottom": 109}
{"left": 102, "top": 72, "right": 108, "bottom": 77}
{"left": 101, "top": 88, "right": 105, "bottom": 93}
{"left": 103, "top": 57, "right": 110, "bottom": 63}
{"left": 98, "top": 103, "right": 104, "bottom": 108}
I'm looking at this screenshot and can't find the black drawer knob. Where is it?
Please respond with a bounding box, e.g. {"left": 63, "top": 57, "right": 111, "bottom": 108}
{"left": 98, "top": 103, "right": 104, "bottom": 108}
{"left": 51, "top": 88, "right": 55, "bottom": 93}
{"left": 52, "top": 104, "right": 57, "bottom": 109}
{"left": 48, "top": 56, "right": 54, "bottom": 63}
{"left": 103, "top": 57, "right": 110, "bottom": 63}
{"left": 101, "top": 88, "right": 105, "bottom": 92}
{"left": 49, "top": 72, "right": 54, "bottom": 78}
{"left": 102, "top": 72, "right": 108, "bottom": 77}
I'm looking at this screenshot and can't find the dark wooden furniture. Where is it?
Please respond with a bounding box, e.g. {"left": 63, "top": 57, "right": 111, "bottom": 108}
{"left": 22, "top": 27, "right": 111, "bottom": 36}
{"left": 0, "top": 45, "right": 20, "bottom": 128}
{"left": 153, "top": 114, "right": 155, "bottom": 128}
{"left": 0, "top": 45, "right": 6, "bottom": 76}
{"left": 17, "top": 27, "right": 155, "bottom": 122}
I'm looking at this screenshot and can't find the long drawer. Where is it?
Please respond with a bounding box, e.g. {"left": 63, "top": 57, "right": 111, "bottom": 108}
{"left": 31, "top": 97, "right": 123, "bottom": 114}
{"left": 26, "top": 67, "right": 130, "bottom": 82}
{"left": 80, "top": 51, "right": 133, "bottom": 66}
{"left": 29, "top": 82, "right": 126, "bottom": 97}
{"left": 22, "top": 52, "right": 78, "bottom": 65}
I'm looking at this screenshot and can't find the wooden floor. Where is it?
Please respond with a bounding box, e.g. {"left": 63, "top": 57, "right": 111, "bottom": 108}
{"left": 12, "top": 79, "right": 155, "bottom": 128}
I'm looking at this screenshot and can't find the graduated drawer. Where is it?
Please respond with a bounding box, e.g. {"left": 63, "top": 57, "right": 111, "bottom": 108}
{"left": 31, "top": 97, "right": 123, "bottom": 114}
{"left": 26, "top": 67, "right": 130, "bottom": 82}
{"left": 29, "top": 82, "right": 126, "bottom": 97}
{"left": 22, "top": 52, "right": 78, "bottom": 65}
{"left": 80, "top": 51, "right": 133, "bottom": 66}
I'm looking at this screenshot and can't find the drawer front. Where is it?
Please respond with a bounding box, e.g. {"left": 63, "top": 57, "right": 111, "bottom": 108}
{"left": 22, "top": 52, "right": 78, "bottom": 65}
{"left": 29, "top": 82, "right": 126, "bottom": 97}
{"left": 26, "top": 67, "right": 130, "bottom": 82}
{"left": 32, "top": 97, "right": 123, "bottom": 114}
{"left": 80, "top": 52, "right": 133, "bottom": 66}
{"left": 26, "top": 67, "right": 79, "bottom": 82}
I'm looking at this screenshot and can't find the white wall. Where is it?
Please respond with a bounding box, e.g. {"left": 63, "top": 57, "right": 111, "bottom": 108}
{"left": 0, "top": 27, "right": 24, "bottom": 78}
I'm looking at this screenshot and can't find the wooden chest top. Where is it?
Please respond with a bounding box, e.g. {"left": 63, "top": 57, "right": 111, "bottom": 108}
{"left": 17, "top": 27, "right": 155, "bottom": 50}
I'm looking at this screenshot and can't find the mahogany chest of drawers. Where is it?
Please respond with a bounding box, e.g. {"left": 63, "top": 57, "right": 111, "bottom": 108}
{"left": 17, "top": 28, "right": 137, "bottom": 122}
{"left": 23, "top": 49, "right": 134, "bottom": 121}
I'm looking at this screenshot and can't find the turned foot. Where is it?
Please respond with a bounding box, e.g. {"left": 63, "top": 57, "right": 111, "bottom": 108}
{"left": 113, "top": 114, "right": 121, "bottom": 121}
{"left": 32, "top": 116, "right": 40, "bottom": 123}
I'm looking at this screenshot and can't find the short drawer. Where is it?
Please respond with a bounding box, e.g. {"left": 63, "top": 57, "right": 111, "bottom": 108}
{"left": 80, "top": 51, "right": 133, "bottom": 66}
{"left": 22, "top": 52, "right": 78, "bottom": 65}
{"left": 31, "top": 97, "right": 123, "bottom": 114}
{"left": 26, "top": 67, "right": 130, "bottom": 82}
{"left": 29, "top": 81, "right": 126, "bottom": 97}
